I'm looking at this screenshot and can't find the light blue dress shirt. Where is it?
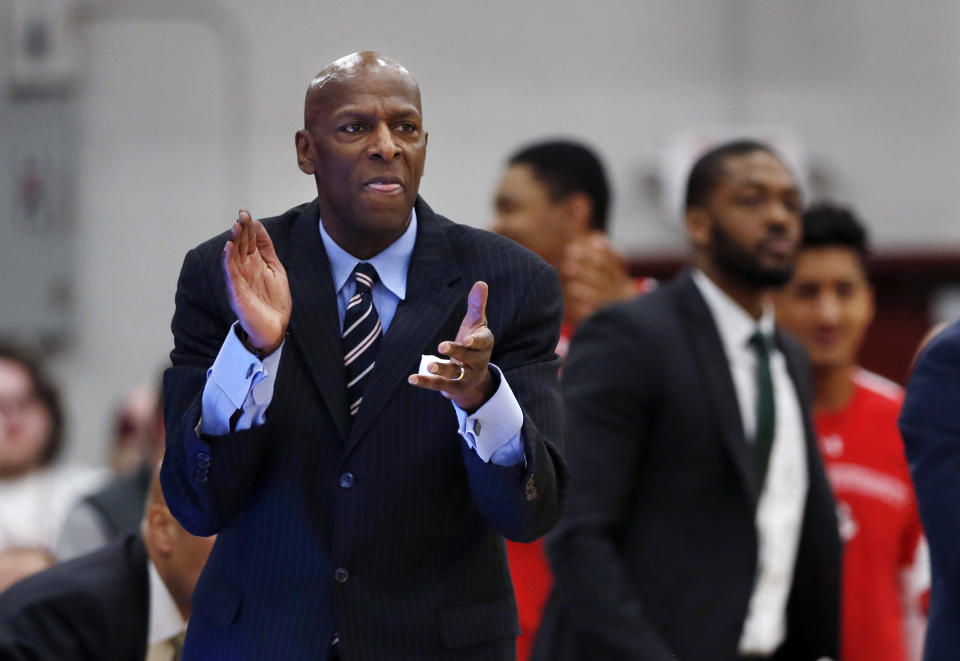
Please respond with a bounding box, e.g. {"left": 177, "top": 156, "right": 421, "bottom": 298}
{"left": 200, "top": 209, "right": 525, "bottom": 465}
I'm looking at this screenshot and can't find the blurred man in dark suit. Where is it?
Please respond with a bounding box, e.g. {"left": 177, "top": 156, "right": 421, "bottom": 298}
{"left": 161, "top": 51, "right": 565, "bottom": 660}
{"left": 535, "top": 139, "right": 840, "bottom": 661}
{"left": 0, "top": 470, "right": 214, "bottom": 660}
{"left": 900, "top": 320, "right": 960, "bottom": 661}
{"left": 491, "top": 139, "right": 653, "bottom": 660}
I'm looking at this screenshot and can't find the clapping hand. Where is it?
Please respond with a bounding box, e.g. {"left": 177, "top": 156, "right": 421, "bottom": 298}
{"left": 562, "top": 232, "right": 635, "bottom": 326}
{"left": 222, "top": 209, "right": 292, "bottom": 355}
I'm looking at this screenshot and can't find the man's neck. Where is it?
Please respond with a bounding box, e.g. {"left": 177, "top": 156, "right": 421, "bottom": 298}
{"left": 697, "top": 261, "right": 766, "bottom": 320}
{"left": 813, "top": 365, "right": 855, "bottom": 413}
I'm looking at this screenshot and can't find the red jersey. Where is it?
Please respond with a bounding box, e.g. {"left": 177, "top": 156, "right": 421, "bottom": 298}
{"left": 815, "top": 368, "right": 929, "bottom": 661}
{"left": 508, "top": 276, "right": 655, "bottom": 661}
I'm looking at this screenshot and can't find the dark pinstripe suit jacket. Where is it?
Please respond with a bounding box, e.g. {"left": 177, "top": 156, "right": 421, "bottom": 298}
{"left": 160, "top": 197, "right": 567, "bottom": 661}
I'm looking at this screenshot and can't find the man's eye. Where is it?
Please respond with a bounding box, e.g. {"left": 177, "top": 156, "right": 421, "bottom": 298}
{"left": 341, "top": 123, "right": 365, "bottom": 134}
{"left": 395, "top": 123, "right": 417, "bottom": 133}
{"left": 795, "top": 283, "right": 819, "bottom": 299}
{"left": 783, "top": 197, "right": 803, "bottom": 214}
{"left": 835, "top": 282, "right": 855, "bottom": 298}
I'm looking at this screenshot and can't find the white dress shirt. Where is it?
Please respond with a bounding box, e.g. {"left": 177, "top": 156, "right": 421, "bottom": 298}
{"left": 146, "top": 559, "right": 186, "bottom": 648}
{"left": 692, "top": 270, "right": 809, "bottom": 656}
{"left": 200, "top": 209, "right": 525, "bottom": 466}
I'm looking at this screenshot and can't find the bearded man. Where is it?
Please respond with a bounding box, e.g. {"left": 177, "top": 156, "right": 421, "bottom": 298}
{"left": 533, "top": 140, "right": 841, "bottom": 661}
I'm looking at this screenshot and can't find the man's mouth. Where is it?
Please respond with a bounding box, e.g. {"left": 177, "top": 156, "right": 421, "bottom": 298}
{"left": 760, "top": 236, "right": 794, "bottom": 259}
{"left": 364, "top": 177, "right": 404, "bottom": 194}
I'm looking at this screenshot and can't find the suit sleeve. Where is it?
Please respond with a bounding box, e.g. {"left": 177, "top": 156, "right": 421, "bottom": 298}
{"left": 459, "top": 262, "right": 568, "bottom": 543}
{"left": 160, "top": 246, "right": 273, "bottom": 536}
{"left": 900, "top": 322, "right": 960, "bottom": 597}
{"left": 544, "top": 305, "right": 676, "bottom": 660}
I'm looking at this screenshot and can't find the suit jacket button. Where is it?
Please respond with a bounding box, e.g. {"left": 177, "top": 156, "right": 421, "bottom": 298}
{"left": 334, "top": 567, "right": 349, "bottom": 583}
{"left": 339, "top": 473, "right": 354, "bottom": 489}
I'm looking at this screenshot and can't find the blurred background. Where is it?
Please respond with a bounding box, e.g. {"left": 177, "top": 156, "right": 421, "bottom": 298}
{"left": 1, "top": 0, "right": 959, "bottom": 465}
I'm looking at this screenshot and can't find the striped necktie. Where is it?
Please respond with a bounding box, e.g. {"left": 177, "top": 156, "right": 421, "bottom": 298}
{"left": 343, "top": 263, "right": 382, "bottom": 418}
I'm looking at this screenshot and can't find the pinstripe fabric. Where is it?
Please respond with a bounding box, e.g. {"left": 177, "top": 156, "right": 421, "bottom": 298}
{"left": 160, "top": 198, "right": 567, "bottom": 661}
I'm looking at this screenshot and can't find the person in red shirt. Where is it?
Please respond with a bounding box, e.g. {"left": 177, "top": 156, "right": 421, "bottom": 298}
{"left": 491, "top": 140, "right": 651, "bottom": 659}
{"left": 774, "top": 203, "right": 929, "bottom": 661}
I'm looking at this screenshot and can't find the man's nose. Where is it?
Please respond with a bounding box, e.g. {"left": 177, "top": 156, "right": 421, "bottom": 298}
{"left": 767, "top": 200, "right": 797, "bottom": 228}
{"left": 368, "top": 123, "right": 400, "bottom": 159}
{"left": 816, "top": 293, "right": 842, "bottom": 324}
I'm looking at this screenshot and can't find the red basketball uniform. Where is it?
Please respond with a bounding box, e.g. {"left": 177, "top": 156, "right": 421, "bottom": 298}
{"left": 814, "top": 368, "right": 929, "bottom": 661}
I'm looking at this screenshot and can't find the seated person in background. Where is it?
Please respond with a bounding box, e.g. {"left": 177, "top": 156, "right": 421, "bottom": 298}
{"left": 773, "top": 203, "right": 929, "bottom": 661}
{"left": 0, "top": 468, "right": 215, "bottom": 660}
{"left": 109, "top": 382, "right": 164, "bottom": 478}
{"left": 56, "top": 380, "right": 165, "bottom": 561}
{"left": 0, "top": 344, "right": 105, "bottom": 591}
{"left": 491, "top": 139, "right": 653, "bottom": 359}
{"left": 491, "top": 139, "right": 651, "bottom": 660}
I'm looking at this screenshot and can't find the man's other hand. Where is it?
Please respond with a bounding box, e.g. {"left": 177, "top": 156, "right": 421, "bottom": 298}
{"left": 408, "top": 281, "right": 495, "bottom": 413}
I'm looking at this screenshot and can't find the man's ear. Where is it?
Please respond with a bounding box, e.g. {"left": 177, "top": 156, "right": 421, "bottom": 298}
{"left": 864, "top": 282, "right": 877, "bottom": 327}
{"left": 145, "top": 504, "right": 174, "bottom": 556}
{"left": 295, "top": 130, "right": 316, "bottom": 175}
{"left": 419, "top": 132, "right": 428, "bottom": 179}
{"left": 564, "top": 192, "right": 594, "bottom": 234}
{"left": 686, "top": 207, "right": 711, "bottom": 249}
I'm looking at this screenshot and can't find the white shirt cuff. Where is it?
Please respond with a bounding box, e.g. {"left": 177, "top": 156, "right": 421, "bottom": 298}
{"left": 453, "top": 364, "right": 524, "bottom": 463}
{"left": 200, "top": 322, "right": 283, "bottom": 434}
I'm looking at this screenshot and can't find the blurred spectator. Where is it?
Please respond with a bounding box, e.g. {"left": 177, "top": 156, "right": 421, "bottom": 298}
{"left": 109, "top": 383, "right": 164, "bottom": 478}
{"left": 56, "top": 380, "right": 165, "bottom": 561}
{"left": 492, "top": 139, "right": 654, "bottom": 359}
{"left": 0, "top": 344, "right": 104, "bottom": 591}
{"left": 490, "top": 139, "right": 652, "bottom": 660}
{"left": 774, "top": 203, "right": 929, "bottom": 661}
{"left": 900, "top": 320, "right": 960, "bottom": 661}
{"left": 534, "top": 140, "right": 840, "bottom": 661}
{"left": 0, "top": 467, "right": 214, "bottom": 659}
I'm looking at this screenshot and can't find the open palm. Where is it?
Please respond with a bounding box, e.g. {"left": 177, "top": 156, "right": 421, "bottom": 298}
{"left": 222, "top": 209, "right": 292, "bottom": 354}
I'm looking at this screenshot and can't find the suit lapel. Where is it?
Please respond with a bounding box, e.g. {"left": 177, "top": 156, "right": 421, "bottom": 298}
{"left": 280, "top": 200, "right": 351, "bottom": 441}
{"left": 344, "top": 199, "right": 463, "bottom": 456}
{"left": 675, "top": 272, "right": 760, "bottom": 504}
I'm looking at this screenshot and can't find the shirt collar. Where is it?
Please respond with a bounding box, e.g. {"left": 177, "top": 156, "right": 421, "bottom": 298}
{"left": 318, "top": 208, "right": 417, "bottom": 301}
{"left": 691, "top": 269, "right": 776, "bottom": 357}
{"left": 147, "top": 558, "right": 186, "bottom": 646}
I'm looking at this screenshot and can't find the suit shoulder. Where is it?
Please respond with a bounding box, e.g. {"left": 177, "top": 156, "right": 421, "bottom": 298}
{"left": 444, "top": 218, "right": 553, "bottom": 276}
{"left": 0, "top": 537, "right": 144, "bottom": 616}
{"left": 189, "top": 203, "right": 305, "bottom": 258}
{"left": 915, "top": 319, "right": 960, "bottom": 370}
{"left": 582, "top": 278, "right": 683, "bottom": 338}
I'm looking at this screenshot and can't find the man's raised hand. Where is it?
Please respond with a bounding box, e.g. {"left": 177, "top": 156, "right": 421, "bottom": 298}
{"left": 408, "top": 281, "right": 495, "bottom": 412}
{"left": 222, "top": 209, "right": 292, "bottom": 355}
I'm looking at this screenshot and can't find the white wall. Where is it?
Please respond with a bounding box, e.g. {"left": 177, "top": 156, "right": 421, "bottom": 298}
{"left": 2, "top": 0, "right": 958, "bottom": 463}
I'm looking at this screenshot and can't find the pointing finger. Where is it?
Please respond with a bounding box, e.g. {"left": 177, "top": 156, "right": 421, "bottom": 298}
{"left": 464, "top": 281, "right": 488, "bottom": 329}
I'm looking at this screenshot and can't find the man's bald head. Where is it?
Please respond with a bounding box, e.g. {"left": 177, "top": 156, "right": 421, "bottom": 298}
{"left": 304, "top": 51, "right": 421, "bottom": 129}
